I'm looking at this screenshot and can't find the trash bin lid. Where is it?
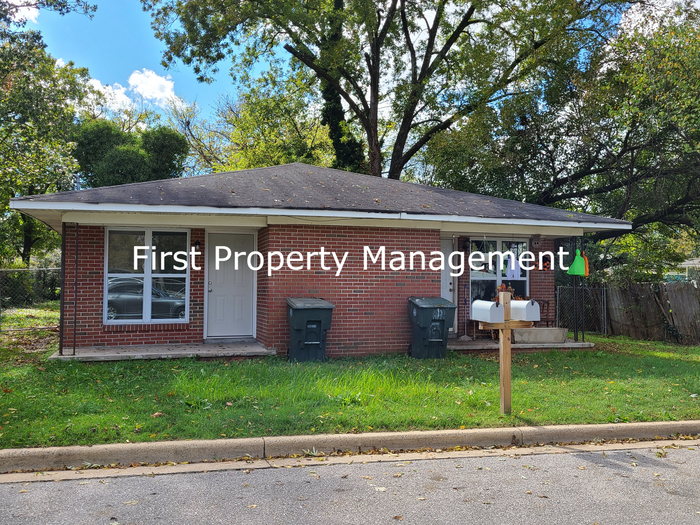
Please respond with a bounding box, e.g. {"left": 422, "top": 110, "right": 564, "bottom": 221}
{"left": 408, "top": 296, "right": 456, "bottom": 309}
{"left": 286, "top": 297, "right": 336, "bottom": 309}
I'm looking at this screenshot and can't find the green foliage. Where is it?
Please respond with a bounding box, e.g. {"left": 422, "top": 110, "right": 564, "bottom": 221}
{"left": 420, "top": 6, "right": 700, "bottom": 239}
{"left": 73, "top": 119, "right": 189, "bottom": 188}
{"left": 142, "top": 0, "right": 630, "bottom": 178}
{"left": 170, "top": 66, "right": 334, "bottom": 173}
{"left": 0, "top": 26, "right": 91, "bottom": 265}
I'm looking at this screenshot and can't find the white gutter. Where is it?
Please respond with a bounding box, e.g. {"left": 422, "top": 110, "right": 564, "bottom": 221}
{"left": 9, "top": 200, "right": 631, "bottom": 231}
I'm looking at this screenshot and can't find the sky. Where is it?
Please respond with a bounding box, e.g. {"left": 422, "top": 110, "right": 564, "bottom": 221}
{"left": 20, "top": 0, "right": 231, "bottom": 118}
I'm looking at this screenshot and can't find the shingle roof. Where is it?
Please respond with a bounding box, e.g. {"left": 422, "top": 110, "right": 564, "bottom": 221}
{"left": 12, "top": 163, "right": 628, "bottom": 226}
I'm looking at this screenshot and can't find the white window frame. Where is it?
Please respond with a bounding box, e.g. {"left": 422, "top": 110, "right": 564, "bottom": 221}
{"left": 469, "top": 238, "right": 529, "bottom": 296}
{"left": 103, "top": 227, "right": 190, "bottom": 325}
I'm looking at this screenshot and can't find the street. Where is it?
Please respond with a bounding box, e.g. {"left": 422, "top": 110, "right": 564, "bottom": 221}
{"left": 1, "top": 442, "right": 699, "bottom": 524}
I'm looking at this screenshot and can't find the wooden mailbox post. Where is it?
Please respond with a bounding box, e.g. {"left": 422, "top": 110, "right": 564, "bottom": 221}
{"left": 477, "top": 292, "right": 532, "bottom": 415}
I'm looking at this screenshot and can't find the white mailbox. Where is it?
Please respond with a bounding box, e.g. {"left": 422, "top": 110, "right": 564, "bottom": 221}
{"left": 511, "top": 299, "right": 540, "bottom": 322}
{"left": 471, "top": 300, "right": 504, "bottom": 323}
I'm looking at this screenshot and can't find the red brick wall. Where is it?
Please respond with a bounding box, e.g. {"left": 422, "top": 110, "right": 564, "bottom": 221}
{"left": 454, "top": 236, "right": 557, "bottom": 335}
{"left": 61, "top": 225, "right": 206, "bottom": 351}
{"left": 528, "top": 238, "right": 557, "bottom": 322}
{"left": 256, "top": 225, "right": 442, "bottom": 356}
{"left": 60, "top": 224, "right": 556, "bottom": 353}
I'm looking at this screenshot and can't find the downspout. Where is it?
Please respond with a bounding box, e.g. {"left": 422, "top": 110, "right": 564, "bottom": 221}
{"left": 72, "top": 223, "right": 78, "bottom": 356}
{"left": 58, "top": 222, "right": 66, "bottom": 356}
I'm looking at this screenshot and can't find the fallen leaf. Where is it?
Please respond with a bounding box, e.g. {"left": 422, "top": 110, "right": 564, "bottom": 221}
{"left": 417, "top": 497, "right": 426, "bottom": 500}
{"left": 79, "top": 482, "right": 89, "bottom": 485}
{"left": 123, "top": 500, "right": 138, "bottom": 505}
{"left": 393, "top": 473, "right": 403, "bottom": 478}
{"left": 525, "top": 491, "right": 532, "bottom": 494}
{"left": 247, "top": 504, "right": 258, "bottom": 508}
{"left": 362, "top": 476, "right": 372, "bottom": 480}
{"left": 19, "top": 490, "right": 27, "bottom": 493}
{"left": 393, "top": 517, "right": 403, "bottom": 521}
{"left": 375, "top": 487, "right": 387, "bottom": 492}
{"left": 150, "top": 412, "right": 163, "bottom": 418}
{"left": 577, "top": 466, "right": 586, "bottom": 470}
{"left": 226, "top": 402, "right": 233, "bottom": 406}
{"left": 538, "top": 495, "right": 549, "bottom": 499}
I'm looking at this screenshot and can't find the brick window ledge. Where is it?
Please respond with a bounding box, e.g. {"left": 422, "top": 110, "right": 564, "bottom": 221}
{"left": 103, "top": 323, "right": 190, "bottom": 333}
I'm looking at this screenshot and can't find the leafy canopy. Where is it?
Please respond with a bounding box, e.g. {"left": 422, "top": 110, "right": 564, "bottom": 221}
{"left": 419, "top": 4, "right": 700, "bottom": 242}
{"left": 168, "top": 66, "right": 334, "bottom": 174}
{"left": 142, "top": 0, "right": 631, "bottom": 178}
{"left": 73, "top": 120, "right": 190, "bottom": 188}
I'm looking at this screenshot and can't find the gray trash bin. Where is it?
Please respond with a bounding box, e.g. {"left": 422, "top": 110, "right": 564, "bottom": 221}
{"left": 407, "top": 297, "right": 457, "bottom": 359}
{"left": 286, "top": 297, "right": 335, "bottom": 362}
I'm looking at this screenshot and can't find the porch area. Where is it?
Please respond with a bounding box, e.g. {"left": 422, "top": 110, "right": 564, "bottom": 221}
{"left": 447, "top": 339, "right": 594, "bottom": 353}
{"left": 49, "top": 341, "right": 276, "bottom": 362}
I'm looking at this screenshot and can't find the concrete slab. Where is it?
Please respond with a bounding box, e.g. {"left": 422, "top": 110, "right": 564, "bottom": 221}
{"left": 448, "top": 339, "right": 594, "bottom": 352}
{"left": 49, "top": 342, "right": 276, "bottom": 362}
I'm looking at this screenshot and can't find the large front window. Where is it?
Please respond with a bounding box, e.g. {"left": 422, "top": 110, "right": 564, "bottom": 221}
{"left": 470, "top": 238, "right": 529, "bottom": 303}
{"left": 105, "top": 229, "right": 189, "bottom": 323}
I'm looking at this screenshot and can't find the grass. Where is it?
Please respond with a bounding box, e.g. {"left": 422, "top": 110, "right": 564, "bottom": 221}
{"left": 0, "top": 332, "right": 698, "bottom": 449}
{"left": 0, "top": 301, "right": 60, "bottom": 330}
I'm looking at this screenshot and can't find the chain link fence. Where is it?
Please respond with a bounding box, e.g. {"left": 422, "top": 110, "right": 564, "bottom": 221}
{"left": 556, "top": 286, "right": 607, "bottom": 334}
{"left": 0, "top": 268, "right": 61, "bottom": 331}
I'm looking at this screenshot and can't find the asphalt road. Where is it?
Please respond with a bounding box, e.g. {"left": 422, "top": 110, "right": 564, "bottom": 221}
{"left": 1, "top": 445, "right": 699, "bottom": 524}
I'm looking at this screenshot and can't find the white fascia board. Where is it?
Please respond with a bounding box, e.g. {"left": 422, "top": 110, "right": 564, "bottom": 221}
{"left": 399, "top": 212, "right": 632, "bottom": 231}
{"left": 9, "top": 200, "right": 631, "bottom": 232}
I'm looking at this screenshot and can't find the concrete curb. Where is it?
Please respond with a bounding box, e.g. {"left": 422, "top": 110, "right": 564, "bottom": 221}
{"left": 1, "top": 420, "right": 699, "bottom": 473}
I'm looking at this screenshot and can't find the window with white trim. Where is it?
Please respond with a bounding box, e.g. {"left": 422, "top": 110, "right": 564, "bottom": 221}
{"left": 105, "top": 229, "right": 189, "bottom": 323}
{"left": 470, "top": 238, "right": 529, "bottom": 303}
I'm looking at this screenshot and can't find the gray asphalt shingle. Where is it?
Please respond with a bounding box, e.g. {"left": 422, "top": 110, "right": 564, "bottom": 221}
{"left": 12, "top": 163, "right": 628, "bottom": 225}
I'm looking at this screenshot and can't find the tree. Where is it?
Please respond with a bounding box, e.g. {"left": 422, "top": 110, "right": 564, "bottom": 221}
{"left": 0, "top": 28, "right": 91, "bottom": 264}
{"left": 0, "top": 0, "right": 96, "bottom": 265}
{"left": 419, "top": 4, "right": 700, "bottom": 242}
{"left": 0, "top": 1, "right": 95, "bottom": 24}
{"left": 72, "top": 119, "right": 189, "bottom": 188}
{"left": 168, "top": 67, "right": 334, "bottom": 173}
{"left": 141, "top": 0, "right": 630, "bottom": 178}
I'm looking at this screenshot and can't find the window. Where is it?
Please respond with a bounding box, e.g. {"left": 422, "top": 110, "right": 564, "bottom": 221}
{"left": 105, "top": 229, "right": 189, "bottom": 323}
{"left": 470, "top": 238, "right": 529, "bottom": 304}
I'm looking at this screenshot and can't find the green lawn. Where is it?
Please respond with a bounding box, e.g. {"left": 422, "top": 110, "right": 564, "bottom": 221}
{"left": 0, "top": 332, "right": 698, "bottom": 449}
{"left": 0, "top": 301, "right": 60, "bottom": 330}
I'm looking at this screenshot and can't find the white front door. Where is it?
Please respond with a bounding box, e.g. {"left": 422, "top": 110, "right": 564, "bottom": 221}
{"left": 207, "top": 233, "right": 255, "bottom": 338}
{"left": 441, "top": 238, "right": 456, "bottom": 330}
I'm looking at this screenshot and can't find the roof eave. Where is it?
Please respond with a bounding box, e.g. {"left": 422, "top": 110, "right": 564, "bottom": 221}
{"left": 9, "top": 200, "right": 632, "bottom": 234}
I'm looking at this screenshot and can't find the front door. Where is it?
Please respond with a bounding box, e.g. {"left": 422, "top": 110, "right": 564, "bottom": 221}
{"left": 441, "top": 238, "right": 456, "bottom": 331}
{"left": 207, "top": 233, "right": 255, "bottom": 338}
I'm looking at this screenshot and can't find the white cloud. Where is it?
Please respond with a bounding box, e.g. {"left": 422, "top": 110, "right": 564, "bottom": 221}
{"left": 7, "top": 0, "right": 39, "bottom": 23}
{"left": 87, "top": 69, "right": 181, "bottom": 113}
{"left": 88, "top": 79, "right": 135, "bottom": 112}
{"left": 128, "top": 69, "right": 177, "bottom": 108}
{"left": 55, "top": 58, "right": 65, "bottom": 67}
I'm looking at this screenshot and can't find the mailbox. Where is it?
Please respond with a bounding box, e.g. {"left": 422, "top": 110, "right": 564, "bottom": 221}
{"left": 471, "top": 300, "right": 504, "bottom": 323}
{"left": 511, "top": 299, "right": 540, "bottom": 322}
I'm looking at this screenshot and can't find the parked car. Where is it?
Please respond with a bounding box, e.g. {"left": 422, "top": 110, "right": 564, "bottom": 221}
{"left": 106, "top": 278, "right": 186, "bottom": 320}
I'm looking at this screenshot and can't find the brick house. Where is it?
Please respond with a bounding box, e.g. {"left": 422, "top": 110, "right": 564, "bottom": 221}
{"left": 10, "top": 163, "right": 630, "bottom": 357}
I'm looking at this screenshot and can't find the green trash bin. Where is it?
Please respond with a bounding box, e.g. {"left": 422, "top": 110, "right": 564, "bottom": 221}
{"left": 407, "top": 297, "right": 457, "bottom": 359}
{"left": 286, "top": 297, "right": 335, "bottom": 362}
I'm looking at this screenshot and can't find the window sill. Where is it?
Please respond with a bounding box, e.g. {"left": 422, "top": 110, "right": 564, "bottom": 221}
{"left": 103, "top": 323, "right": 190, "bottom": 333}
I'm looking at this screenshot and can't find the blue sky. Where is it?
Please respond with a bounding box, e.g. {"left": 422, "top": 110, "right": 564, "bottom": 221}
{"left": 25, "top": 0, "right": 230, "bottom": 118}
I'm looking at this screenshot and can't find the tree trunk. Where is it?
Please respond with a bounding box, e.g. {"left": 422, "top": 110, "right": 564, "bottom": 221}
{"left": 367, "top": 133, "right": 382, "bottom": 177}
